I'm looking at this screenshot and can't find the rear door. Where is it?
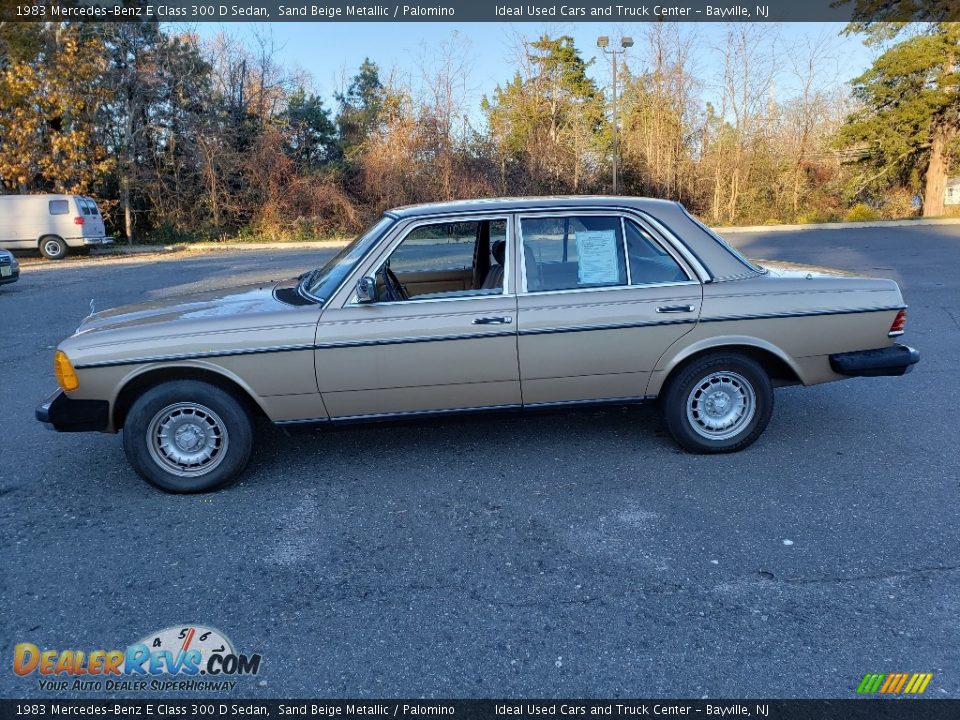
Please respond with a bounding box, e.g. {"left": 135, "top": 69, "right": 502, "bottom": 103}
{"left": 515, "top": 210, "right": 703, "bottom": 406}
{"left": 77, "top": 197, "right": 106, "bottom": 239}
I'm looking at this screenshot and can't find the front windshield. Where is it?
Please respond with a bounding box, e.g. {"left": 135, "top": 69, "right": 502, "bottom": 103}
{"left": 301, "top": 216, "right": 394, "bottom": 302}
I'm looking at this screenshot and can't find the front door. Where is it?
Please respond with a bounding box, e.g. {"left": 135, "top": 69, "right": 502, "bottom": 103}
{"left": 315, "top": 216, "right": 521, "bottom": 419}
{"left": 515, "top": 211, "right": 703, "bottom": 406}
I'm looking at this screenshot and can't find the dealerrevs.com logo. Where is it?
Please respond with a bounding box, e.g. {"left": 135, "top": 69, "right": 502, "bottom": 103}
{"left": 13, "top": 625, "right": 261, "bottom": 693}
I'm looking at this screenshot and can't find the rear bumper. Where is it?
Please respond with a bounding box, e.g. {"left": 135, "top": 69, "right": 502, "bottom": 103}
{"left": 829, "top": 344, "right": 920, "bottom": 377}
{"left": 36, "top": 390, "right": 110, "bottom": 432}
{"left": 81, "top": 236, "right": 114, "bottom": 246}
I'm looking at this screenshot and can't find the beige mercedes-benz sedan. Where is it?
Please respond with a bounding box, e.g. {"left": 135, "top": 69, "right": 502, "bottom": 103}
{"left": 37, "top": 197, "right": 919, "bottom": 492}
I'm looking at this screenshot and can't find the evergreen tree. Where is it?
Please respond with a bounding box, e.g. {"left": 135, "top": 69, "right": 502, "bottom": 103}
{"left": 284, "top": 87, "right": 338, "bottom": 169}
{"left": 336, "top": 59, "right": 384, "bottom": 156}
{"left": 840, "top": 23, "right": 959, "bottom": 215}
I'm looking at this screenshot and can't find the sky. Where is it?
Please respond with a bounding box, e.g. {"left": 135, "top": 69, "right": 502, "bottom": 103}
{"left": 183, "top": 21, "right": 878, "bottom": 122}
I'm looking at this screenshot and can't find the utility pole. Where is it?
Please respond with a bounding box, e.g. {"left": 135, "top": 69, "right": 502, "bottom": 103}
{"left": 597, "top": 36, "right": 633, "bottom": 195}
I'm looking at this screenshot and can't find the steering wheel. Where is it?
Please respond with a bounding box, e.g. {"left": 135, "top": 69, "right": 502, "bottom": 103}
{"left": 383, "top": 267, "right": 408, "bottom": 301}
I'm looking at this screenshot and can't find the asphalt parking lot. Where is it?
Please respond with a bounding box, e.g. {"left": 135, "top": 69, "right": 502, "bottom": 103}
{"left": 1, "top": 225, "right": 958, "bottom": 699}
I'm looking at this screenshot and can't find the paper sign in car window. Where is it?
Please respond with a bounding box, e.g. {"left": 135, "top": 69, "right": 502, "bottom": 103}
{"left": 576, "top": 230, "right": 620, "bottom": 284}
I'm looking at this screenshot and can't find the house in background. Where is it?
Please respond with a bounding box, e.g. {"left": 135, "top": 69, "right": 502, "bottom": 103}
{"left": 945, "top": 177, "right": 960, "bottom": 206}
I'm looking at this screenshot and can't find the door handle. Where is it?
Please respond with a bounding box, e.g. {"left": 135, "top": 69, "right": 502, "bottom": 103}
{"left": 656, "top": 304, "right": 695, "bottom": 313}
{"left": 472, "top": 316, "right": 513, "bottom": 325}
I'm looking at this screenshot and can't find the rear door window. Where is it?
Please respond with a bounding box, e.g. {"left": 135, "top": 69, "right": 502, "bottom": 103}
{"left": 49, "top": 200, "right": 69, "bottom": 215}
{"left": 520, "top": 215, "right": 627, "bottom": 292}
{"left": 79, "top": 198, "right": 93, "bottom": 215}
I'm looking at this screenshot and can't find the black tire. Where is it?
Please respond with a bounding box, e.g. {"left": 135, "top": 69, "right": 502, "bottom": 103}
{"left": 39, "top": 235, "right": 68, "bottom": 260}
{"left": 660, "top": 352, "right": 774, "bottom": 453}
{"left": 122, "top": 380, "right": 254, "bottom": 493}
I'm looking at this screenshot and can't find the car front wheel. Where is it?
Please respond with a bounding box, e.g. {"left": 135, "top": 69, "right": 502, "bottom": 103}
{"left": 122, "top": 380, "right": 254, "bottom": 492}
{"left": 661, "top": 353, "right": 773, "bottom": 453}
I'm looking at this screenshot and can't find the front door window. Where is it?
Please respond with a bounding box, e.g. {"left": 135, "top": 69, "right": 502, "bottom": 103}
{"left": 377, "top": 219, "right": 508, "bottom": 301}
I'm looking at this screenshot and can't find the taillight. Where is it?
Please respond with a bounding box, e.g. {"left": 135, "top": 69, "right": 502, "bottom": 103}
{"left": 74, "top": 216, "right": 85, "bottom": 225}
{"left": 889, "top": 309, "right": 907, "bottom": 337}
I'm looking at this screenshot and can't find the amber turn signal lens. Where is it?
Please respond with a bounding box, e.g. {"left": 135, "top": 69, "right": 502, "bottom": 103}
{"left": 54, "top": 350, "right": 79, "bottom": 391}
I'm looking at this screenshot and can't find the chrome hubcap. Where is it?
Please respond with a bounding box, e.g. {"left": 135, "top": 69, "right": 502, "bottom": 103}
{"left": 45, "top": 241, "right": 61, "bottom": 256}
{"left": 686, "top": 371, "right": 756, "bottom": 441}
{"left": 147, "top": 402, "right": 229, "bottom": 477}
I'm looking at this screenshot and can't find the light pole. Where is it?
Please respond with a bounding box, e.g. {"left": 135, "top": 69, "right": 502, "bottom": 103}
{"left": 597, "top": 35, "right": 633, "bottom": 195}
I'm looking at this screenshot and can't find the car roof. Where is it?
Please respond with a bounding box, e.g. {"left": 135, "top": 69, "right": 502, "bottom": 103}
{"left": 384, "top": 195, "right": 758, "bottom": 280}
{"left": 385, "top": 195, "right": 681, "bottom": 218}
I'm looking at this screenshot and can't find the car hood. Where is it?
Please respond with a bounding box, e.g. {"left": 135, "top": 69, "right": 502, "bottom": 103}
{"left": 753, "top": 259, "right": 859, "bottom": 279}
{"left": 77, "top": 281, "right": 294, "bottom": 334}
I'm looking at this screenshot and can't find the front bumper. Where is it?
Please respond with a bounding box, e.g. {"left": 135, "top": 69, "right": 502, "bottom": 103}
{"left": 36, "top": 390, "right": 110, "bottom": 432}
{"left": 830, "top": 344, "right": 920, "bottom": 377}
{"left": 0, "top": 267, "right": 18, "bottom": 284}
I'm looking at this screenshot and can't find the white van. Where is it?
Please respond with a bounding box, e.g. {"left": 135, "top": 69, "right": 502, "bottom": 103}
{"left": 0, "top": 194, "right": 112, "bottom": 259}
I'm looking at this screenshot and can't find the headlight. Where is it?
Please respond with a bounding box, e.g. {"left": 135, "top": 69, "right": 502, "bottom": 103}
{"left": 54, "top": 350, "right": 80, "bottom": 391}
{"left": 10, "top": 256, "right": 18, "bottom": 269}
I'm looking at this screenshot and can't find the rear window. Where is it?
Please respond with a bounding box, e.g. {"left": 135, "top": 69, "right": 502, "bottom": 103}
{"left": 79, "top": 198, "right": 93, "bottom": 215}
{"left": 49, "top": 200, "right": 69, "bottom": 215}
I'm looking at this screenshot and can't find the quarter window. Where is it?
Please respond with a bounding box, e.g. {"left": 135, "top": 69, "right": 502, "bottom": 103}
{"left": 520, "top": 216, "right": 627, "bottom": 292}
{"left": 625, "top": 220, "right": 690, "bottom": 285}
{"left": 49, "top": 200, "right": 69, "bottom": 215}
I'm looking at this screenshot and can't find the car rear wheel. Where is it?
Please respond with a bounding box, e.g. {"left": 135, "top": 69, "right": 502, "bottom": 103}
{"left": 39, "top": 235, "right": 68, "bottom": 260}
{"left": 122, "top": 380, "right": 254, "bottom": 493}
{"left": 661, "top": 353, "right": 773, "bottom": 453}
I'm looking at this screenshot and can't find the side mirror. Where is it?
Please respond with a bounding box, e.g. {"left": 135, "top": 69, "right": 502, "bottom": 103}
{"left": 356, "top": 275, "right": 377, "bottom": 304}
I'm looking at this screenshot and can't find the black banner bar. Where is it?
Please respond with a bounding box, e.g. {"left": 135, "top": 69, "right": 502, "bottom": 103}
{"left": 3, "top": 700, "right": 960, "bottom": 720}
{"left": 1, "top": 0, "right": 958, "bottom": 23}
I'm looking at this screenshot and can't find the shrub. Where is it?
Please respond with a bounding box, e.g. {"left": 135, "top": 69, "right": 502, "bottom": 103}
{"left": 844, "top": 203, "right": 882, "bottom": 222}
{"left": 882, "top": 187, "right": 919, "bottom": 219}
{"left": 145, "top": 220, "right": 199, "bottom": 245}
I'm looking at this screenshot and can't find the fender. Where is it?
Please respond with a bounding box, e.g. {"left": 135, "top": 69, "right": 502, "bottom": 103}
{"left": 645, "top": 333, "right": 806, "bottom": 397}
{"left": 108, "top": 359, "right": 271, "bottom": 430}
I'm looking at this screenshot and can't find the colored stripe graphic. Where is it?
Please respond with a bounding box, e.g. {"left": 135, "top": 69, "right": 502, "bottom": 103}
{"left": 879, "top": 674, "right": 897, "bottom": 693}
{"left": 908, "top": 673, "right": 933, "bottom": 694}
{"left": 857, "top": 674, "right": 885, "bottom": 694}
{"left": 857, "top": 673, "right": 932, "bottom": 694}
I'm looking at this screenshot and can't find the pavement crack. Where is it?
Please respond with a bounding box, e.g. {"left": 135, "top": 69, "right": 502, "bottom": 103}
{"left": 759, "top": 564, "right": 960, "bottom": 586}
{"left": 945, "top": 307, "right": 960, "bottom": 330}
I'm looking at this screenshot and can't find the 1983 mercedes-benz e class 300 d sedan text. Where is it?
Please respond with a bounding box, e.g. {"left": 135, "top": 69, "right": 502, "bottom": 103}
{"left": 37, "top": 197, "right": 919, "bottom": 492}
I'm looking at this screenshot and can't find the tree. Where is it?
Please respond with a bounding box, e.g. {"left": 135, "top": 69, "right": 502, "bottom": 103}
{"left": 618, "top": 24, "right": 698, "bottom": 202}
{"left": 336, "top": 59, "right": 384, "bottom": 157}
{"left": 283, "top": 87, "right": 338, "bottom": 170}
{"left": 139, "top": 33, "right": 216, "bottom": 234}
{"left": 483, "top": 35, "right": 606, "bottom": 194}
{"left": 0, "top": 25, "right": 113, "bottom": 195}
{"left": 96, "top": 22, "right": 166, "bottom": 242}
{"left": 840, "top": 23, "right": 959, "bottom": 216}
